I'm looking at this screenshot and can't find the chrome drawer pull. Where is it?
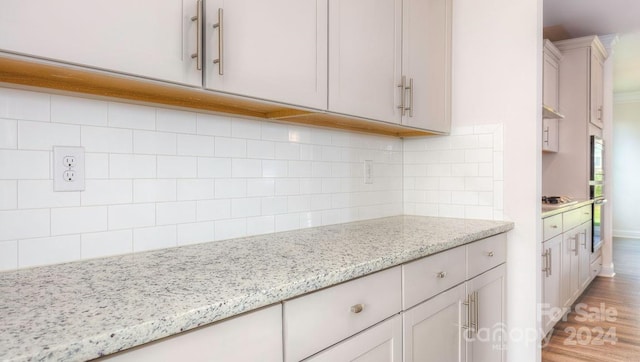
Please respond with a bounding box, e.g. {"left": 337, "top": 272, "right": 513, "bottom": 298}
{"left": 436, "top": 271, "right": 447, "bottom": 279}
{"left": 550, "top": 225, "right": 558, "bottom": 229}
{"left": 350, "top": 304, "right": 364, "bottom": 314}
{"left": 487, "top": 251, "right": 495, "bottom": 257}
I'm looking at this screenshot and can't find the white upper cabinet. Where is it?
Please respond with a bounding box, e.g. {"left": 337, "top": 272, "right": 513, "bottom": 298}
{"left": 328, "top": 0, "right": 402, "bottom": 123}
{"left": 0, "top": 0, "right": 201, "bottom": 86}
{"left": 590, "top": 50, "right": 605, "bottom": 129}
{"left": 204, "top": 0, "right": 328, "bottom": 110}
{"left": 328, "top": 0, "right": 452, "bottom": 132}
{"left": 401, "top": 0, "right": 452, "bottom": 132}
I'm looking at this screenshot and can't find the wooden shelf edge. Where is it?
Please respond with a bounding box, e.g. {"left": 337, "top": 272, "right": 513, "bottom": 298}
{"left": 0, "top": 53, "right": 437, "bottom": 138}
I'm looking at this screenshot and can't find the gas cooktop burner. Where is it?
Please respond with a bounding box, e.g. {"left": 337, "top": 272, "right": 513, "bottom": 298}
{"left": 542, "top": 196, "right": 573, "bottom": 204}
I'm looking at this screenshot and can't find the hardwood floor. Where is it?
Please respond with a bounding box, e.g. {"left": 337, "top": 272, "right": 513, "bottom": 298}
{"left": 541, "top": 238, "right": 640, "bottom": 361}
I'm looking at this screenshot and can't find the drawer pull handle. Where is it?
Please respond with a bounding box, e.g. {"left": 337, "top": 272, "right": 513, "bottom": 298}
{"left": 550, "top": 225, "right": 558, "bottom": 229}
{"left": 436, "top": 271, "right": 447, "bottom": 279}
{"left": 350, "top": 304, "right": 364, "bottom": 314}
{"left": 487, "top": 251, "right": 495, "bottom": 257}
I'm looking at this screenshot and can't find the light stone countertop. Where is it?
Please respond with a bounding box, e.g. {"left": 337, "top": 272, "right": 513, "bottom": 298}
{"left": 541, "top": 199, "right": 594, "bottom": 218}
{"left": 0, "top": 215, "right": 514, "bottom": 362}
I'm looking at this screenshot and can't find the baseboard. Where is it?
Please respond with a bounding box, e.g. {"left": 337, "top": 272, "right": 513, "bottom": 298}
{"left": 612, "top": 229, "right": 640, "bottom": 239}
{"left": 599, "top": 264, "right": 616, "bottom": 278}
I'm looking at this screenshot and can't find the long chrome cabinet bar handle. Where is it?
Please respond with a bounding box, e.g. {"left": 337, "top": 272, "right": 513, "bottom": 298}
{"left": 212, "top": 8, "right": 224, "bottom": 75}
{"left": 474, "top": 291, "right": 479, "bottom": 334}
{"left": 548, "top": 248, "right": 552, "bottom": 276}
{"left": 542, "top": 249, "right": 548, "bottom": 276}
{"left": 462, "top": 297, "right": 471, "bottom": 339}
{"left": 574, "top": 235, "right": 579, "bottom": 257}
{"left": 397, "top": 76, "right": 406, "bottom": 116}
{"left": 406, "top": 77, "right": 414, "bottom": 117}
{"left": 190, "top": 0, "right": 203, "bottom": 70}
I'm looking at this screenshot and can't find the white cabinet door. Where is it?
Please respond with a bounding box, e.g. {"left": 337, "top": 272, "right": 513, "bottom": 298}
{"left": 328, "top": 0, "right": 402, "bottom": 123}
{"left": 543, "top": 51, "right": 560, "bottom": 111}
{"left": 204, "top": 0, "right": 327, "bottom": 110}
{"left": 0, "top": 0, "right": 201, "bottom": 86}
{"left": 466, "top": 265, "right": 506, "bottom": 362}
{"left": 542, "top": 118, "right": 559, "bottom": 152}
{"left": 541, "top": 234, "right": 563, "bottom": 335}
{"left": 578, "top": 221, "right": 592, "bottom": 290}
{"left": 100, "top": 304, "right": 282, "bottom": 362}
{"left": 403, "top": 283, "right": 466, "bottom": 362}
{"left": 306, "top": 315, "right": 402, "bottom": 362}
{"left": 589, "top": 50, "right": 604, "bottom": 129}
{"left": 401, "top": 0, "right": 452, "bottom": 132}
{"left": 561, "top": 228, "right": 580, "bottom": 308}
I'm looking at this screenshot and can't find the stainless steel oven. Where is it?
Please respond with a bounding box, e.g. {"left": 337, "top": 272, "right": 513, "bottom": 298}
{"left": 590, "top": 136, "right": 605, "bottom": 252}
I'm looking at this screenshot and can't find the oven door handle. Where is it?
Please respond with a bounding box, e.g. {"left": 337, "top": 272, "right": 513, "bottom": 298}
{"left": 594, "top": 199, "right": 607, "bottom": 205}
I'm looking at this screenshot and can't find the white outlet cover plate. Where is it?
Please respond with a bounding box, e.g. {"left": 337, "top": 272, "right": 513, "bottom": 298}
{"left": 53, "top": 146, "right": 85, "bottom": 191}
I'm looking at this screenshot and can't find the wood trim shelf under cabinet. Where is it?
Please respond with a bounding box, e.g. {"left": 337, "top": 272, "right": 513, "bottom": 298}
{"left": 0, "top": 53, "right": 437, "bottom": 138}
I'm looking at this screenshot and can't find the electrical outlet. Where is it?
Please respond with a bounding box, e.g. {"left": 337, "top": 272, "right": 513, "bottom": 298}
{"left": 53, "top": 146, "right": 85, "bottom": 192}
{"left": 364, "top": 160, "right": 373, "bottom": 184}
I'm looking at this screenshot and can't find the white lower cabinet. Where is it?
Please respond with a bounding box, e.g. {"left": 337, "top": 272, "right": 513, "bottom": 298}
{"left": 541, "top": 234, "right": 563, "bottom": 336}
{"left": 403, "top": 283, "right": 466, "bottom": 362}
{"left": 306, "top": 315, "right": 403, "bottom": 362}
{"left": 99, "top": 304, "right": 282, "bottom": 361}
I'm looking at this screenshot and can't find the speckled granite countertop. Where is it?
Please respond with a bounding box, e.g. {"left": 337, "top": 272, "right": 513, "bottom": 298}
{"left": 0, "top": 215, "right": 513, "bottom": 362}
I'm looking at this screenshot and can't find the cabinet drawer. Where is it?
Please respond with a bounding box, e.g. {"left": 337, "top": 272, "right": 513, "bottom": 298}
{"left": 283, "top": 266, "right": 402, "bottom": 362}
{"left": 402, "top": 246, "right": 466, "bottom": 309}
{"left": 579, "top": 205, "right": 592, "bottom": 224}
{"left": 543, "top": 214, "right": 563, "bottom": 241}
{"left": 467, "top": 234, "right": 507, "bottom": 278}
{"left": 591, "top": 256, "right": 602, "bottom": 279}
{"left": 563, "top": 207, "right": 586, "bottom": 232}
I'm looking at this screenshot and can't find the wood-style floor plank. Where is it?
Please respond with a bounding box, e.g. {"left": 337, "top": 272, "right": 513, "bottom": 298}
{"left": 541, "top": 238, "right": 640, "bottom": 361}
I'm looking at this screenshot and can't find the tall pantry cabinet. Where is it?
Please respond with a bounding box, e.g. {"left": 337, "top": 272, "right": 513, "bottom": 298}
{"left": 542, "top": 36, "right": 607, "bottom": 199}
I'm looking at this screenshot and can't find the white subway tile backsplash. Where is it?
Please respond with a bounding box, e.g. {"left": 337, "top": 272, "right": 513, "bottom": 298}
{"left": 51, "top": 206, "right": 107, "bottom": 235}
{"left": 0, "top": 119, "right": 17, "bottom": 149}
{"left": 214, "top": 219, "right": 246, "bottom": 240}
{"left": 231, "top": 198, "right": 261, "bottom": 218}
{"left": 84, "top": 153, "right": 109, "bottom": 179}
{"left": 275, "top": 143, "right": 300, "bottom": 160}
{"left": 0, "top": 240, "right": 18, "bottom": 271}
{"left": 177, "top": 134, "right": 215, "bottom": 157}
{"left": 232, "top": 159, "right": 262, "bottom": 178}
{"left": 133, "top": 130, "right": 176, "bottom": 155}
{"left": 232, "top": 118, "right": 261, "bottom": 139}
{"left": 0, "top": 150, "right": 50, "bottom": 180}
{"left": 196, "top": 199, "right": 231, "bottom": 221}
{"left": 215, "top": 179, "right": 246, "bottom": 199}
{"left": 81, "top": 180, "right": 132, "bottom": 206}
{"left": 109, "top": 154, "right": 156, "bottom": 179}
{"left": 262, "top": 160, "right": 288, "bottom": 178}
{"left": 108, "top": 102, "right": 156, "bottom": 130}
{"left": 81, "top": 230, "right": 133, "bottom": 259}
{"left": 246, "top": 179, "right": 275, "bottom": 197}
{"left": 197, "top": 157, "right": 232, "bottom": 178}
{"left": 0, "top": 88, "right": 50, "bottom": 122}
{"left": 0, "top": 209, "right": 50, "bottom": 240}
{"left": 247, "top": 140, "right": 275, "bottom": 159}
{"left": 51, "top": 96, "right": 107, "bottom": 126}
{"left": 214, "top": 137, "right": 246, "bottom": 158}
{"left": 177, "top": 221, "right": 215, "bottom": 246}
{"left": 177, "top": 179, "right": 214, "bottom": 201}
{"left": 19, "top": 235, "right": 81, "bottom": 268}
{"left": 464, "top": 148, "right": 493, "bottom": 163}
{"left": 246, "top": 216, "right": 275, "bottom": 236}
{"left": 0, "top": 87, "right": 409, "bottom": 269}
{"left": 82, "top": 126, "right": 133, "bottom": 153}
{"left": 18, "top": 180, "right": 80, "bottom": 209}
{"left": 108, "top": 203, "right": 155, "bottom": 230}
{"left": 133, "top": 179, "right": 176, "bottom": 203}
{"left": 157, "top": 156, "right": 197, "bottom": 178}
{"left": 197, "top": 113, "right": 231, "bottom": 137}
{"left": 156, "top": 109, "right": 197, "bottom": 134}
{"left": 0, "top": 181, "right": 17, "bottom": 210}
{"left": 156, "top": 201, "right": 196, "bottom": 225}
{"left": 18, "top": 121, "right": 80, "bottom": 151}
{"left": 133, "top": 225, "right": 177, "bottom": 252}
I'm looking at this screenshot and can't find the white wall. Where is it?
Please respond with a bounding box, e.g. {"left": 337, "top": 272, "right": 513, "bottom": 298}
{"left": 612, "top": 96, "right": 640, "bottom": 238}
{"left": 452, "top": 0, "right": 542, "bottom": 360}
{"left": 0, "top": 87, "right": 403, "bottom": 271}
